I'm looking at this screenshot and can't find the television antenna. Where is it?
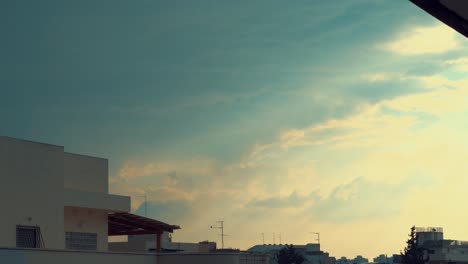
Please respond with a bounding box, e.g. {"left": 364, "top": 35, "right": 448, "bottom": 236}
{"left": 310, "top": 232, "right": 320, "bottom": 244}
{"left": 210, "top": 220, "right": 227, "bottom": 249}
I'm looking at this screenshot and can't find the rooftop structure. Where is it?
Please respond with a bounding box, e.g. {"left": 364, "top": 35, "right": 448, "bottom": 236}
{"left": 409, "top": 0, "right": 468, "bottom": 38}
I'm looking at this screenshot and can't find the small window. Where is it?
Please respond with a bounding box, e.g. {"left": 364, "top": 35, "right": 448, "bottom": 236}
{"left": 16, "top": 225, "right": 40, "bottom": 248}
{"left": 65, "top": 232, "right": 97, "bottom": 250}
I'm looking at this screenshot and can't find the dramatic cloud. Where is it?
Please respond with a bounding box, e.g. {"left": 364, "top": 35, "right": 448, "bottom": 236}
{"left": 6, "top": 0, "right": 468, "bottom": 259}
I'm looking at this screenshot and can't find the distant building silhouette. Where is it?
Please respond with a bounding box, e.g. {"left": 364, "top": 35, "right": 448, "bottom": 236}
{"left": 374, "top": 254, "right": 390, "bottom": 264}
{"left": 373, "top": 254, "right": 404, "bottom": 264}
{"left": 248, "top": 243, "right": 335, "bottom": 264}
{"left": 337, "top": 256, "right": 351, "bottom": 264}
{"left": 352, "top": 255, "right": 369, "bottom": 264}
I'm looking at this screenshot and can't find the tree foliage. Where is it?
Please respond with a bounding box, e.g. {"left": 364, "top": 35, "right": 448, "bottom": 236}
{"left": 401, "top": 226, "right": 428, "bottom": 264}
{"left": 275, "top": 245, "right": 305, "bottom": 264}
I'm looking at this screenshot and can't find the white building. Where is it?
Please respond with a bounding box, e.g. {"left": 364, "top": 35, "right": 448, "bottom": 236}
{"left": 415, "top": 227, "right": 468, "bottom": 264}
{"left": 0, "top": 136, "right": 268, "bottom": 264}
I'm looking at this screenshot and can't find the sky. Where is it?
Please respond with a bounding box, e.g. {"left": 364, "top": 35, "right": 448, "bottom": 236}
{"left": 1, "top": 0, "right": 468, "bottom": 259}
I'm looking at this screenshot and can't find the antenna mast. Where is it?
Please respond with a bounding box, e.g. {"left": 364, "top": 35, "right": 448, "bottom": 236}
{"left": 210, "top": 220, "right": 227, "bottom": 249}
{"left": 310, "top": 232, "right": 320, "bottom": 244}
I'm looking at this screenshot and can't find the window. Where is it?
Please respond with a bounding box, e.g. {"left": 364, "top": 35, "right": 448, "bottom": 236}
{"left": 65, "top": 232, "right": 97, "bottom": 250}
{"left": 16, "top": 225, "right": 40, "bottom": 248}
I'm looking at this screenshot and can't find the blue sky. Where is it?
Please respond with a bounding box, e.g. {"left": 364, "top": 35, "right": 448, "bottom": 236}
{"left": 2, "top": 0, "right": 468, "bottom": 258}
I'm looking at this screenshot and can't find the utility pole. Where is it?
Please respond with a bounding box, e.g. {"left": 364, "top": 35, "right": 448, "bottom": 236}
{"left": 273, "top": 232, "right": 276, "bottom": 244}
{"left": 210, "top": 221, "right": 227, "bottom": 249}
{"left": 260, "top": 233, "right": 265, "bottom": 244}
{"left": 279, "top": 233, "right": 282, "bottom": 244}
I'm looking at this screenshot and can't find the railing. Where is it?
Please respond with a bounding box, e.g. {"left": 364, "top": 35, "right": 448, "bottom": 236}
{"left": 450, "top": 240, "right": 468, "bottom": 246}
{"left": 415, "top": 227, "right": 443, "bottom": 233}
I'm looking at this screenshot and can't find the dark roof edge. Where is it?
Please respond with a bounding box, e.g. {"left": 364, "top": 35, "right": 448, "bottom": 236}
{"left": 0, "top": 136, "right": 64, "bottom": 149}
{"left": 64, "top": 151, "right": 108, "bottom": 161}
{"left": 409, "top": 0, "right": 468, "bottom": 38}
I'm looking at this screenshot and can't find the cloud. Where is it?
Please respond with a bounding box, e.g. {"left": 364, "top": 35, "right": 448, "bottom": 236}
{"left": 108, "top": 53, "right": 468, "bottom": 257}
{"left": 274, "top": 104, "right": 419, "bottom": 151}
{"left": 383, "top": 24, "right": 460, "bottom": 55}
{"left": 308, "top": 177, "right": 425, "bottom": 223}
{"left": 445, "top": 57, "right": 468, "bottom": 72}
{"left": 248, "top": 191, "right": 319, "bottom": 209}
{"left": 382, "top": 77, "right": 468, "bottom": 116}
{"left": 362, "top": 73, "right": 404, "bottom": 82}
{"left": 107, "top": 70, "right": 468, "bottom": 258}
{"left": 118, "top": 158, "right": 220, "bottom": 180}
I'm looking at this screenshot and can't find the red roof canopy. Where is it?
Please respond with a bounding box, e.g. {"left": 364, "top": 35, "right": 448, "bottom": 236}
{"left": 108, "top": 212, "right": 181, "bottom": 236}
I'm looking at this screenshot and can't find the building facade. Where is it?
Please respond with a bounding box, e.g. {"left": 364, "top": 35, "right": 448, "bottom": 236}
{"left": 415, "top": 227, "right": 468, "bottom": 264}
{"left": 0, "top": 136, "right": 131, "bottom": 251}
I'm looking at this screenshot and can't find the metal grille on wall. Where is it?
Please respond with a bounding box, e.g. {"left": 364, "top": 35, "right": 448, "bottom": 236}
{"left": 65, "top": 232, "right": 97, "bottom": 250}
{"left": 16, "top": 226, "right": 39, "bottom": 248}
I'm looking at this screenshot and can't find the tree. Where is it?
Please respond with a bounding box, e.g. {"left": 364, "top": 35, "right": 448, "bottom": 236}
{"left": 401, "top": 226, "right": 428, "bottom": 264}
{"left": 275, "top": 245, "right": 305, "bottom": 264}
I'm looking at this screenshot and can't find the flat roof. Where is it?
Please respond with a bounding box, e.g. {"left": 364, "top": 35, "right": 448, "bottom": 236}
{"left": 0, "top": 136, "right": 64, "bottom": 149}
{"left": 0, "top": 136, "right": 108, "bottom": 160}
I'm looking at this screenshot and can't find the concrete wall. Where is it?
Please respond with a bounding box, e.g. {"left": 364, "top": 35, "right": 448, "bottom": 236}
{"left": 64, "top": 188, "right": 130, "bottom": 212}
{"left": 64, "top": 152, "right": 108, "bottom": 193}
{"left": 64, "top": 207, "right": 109, "bottom": 251}
{"left": 0, "top": 248, "right": 270, "bottom": 264}
{"left": 429, "top": 247, "right": 468, "bottom": 263}
{"left": 158, "top": 253, "right": 270, "bottom": 264}
{"left": 417, "top": 232, "right": 444, "bottom": 246}
{"left": 0, "top": 247, "right": 157, "bottom": 264}
{"left": 109, "top": 236, "right": 149, "bottom": 253}
{"left": 109, "top": 234, "right": 216, "bottom": 254}
{"left": 0, "top": 137, "right": 65, "bottom": 249}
